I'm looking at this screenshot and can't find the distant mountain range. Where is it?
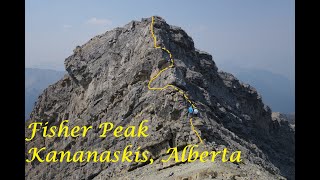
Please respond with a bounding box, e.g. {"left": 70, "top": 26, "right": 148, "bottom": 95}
{"left": 25, "top": 68, "right": 65, "bottom": 120}
{"left": 234, "top": 69, "right": 295, "bottom": 113}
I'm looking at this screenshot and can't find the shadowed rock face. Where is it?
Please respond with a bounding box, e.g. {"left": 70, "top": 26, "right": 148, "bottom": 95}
{"left": 25, "top": 16, "right": 294, "bottom": 180}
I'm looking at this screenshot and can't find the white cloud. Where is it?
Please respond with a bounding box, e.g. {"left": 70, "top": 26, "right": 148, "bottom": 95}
{"left": 63, "top": 25, "right": 72, "bottom": 29}
{"left": 86, "top": 17, "right": 112, "bottom": 26}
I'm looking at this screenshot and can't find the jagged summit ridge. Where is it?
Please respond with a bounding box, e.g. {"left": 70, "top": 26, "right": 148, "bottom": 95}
{"left": 26, "top": 16, "right": 294, "bottom": 180}
{"left": 65, "top": 16, "right": 201, "bottom": 90}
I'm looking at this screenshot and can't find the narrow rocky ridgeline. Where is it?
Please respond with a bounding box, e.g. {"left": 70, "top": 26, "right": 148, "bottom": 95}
{"left": 25, "top": 16, "right": 295, "bottom": 180}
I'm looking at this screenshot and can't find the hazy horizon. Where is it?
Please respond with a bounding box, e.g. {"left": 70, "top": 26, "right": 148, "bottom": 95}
{"left": 26, "top": 0, "right": 294, "bottom": 81}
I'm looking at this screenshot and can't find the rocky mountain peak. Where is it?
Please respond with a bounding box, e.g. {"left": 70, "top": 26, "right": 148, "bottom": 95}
{"left": 26, "top": 16, "right": 294, "bottom": 180}
{"left": 65, "top": 16, "right": 202, "bottom": 90}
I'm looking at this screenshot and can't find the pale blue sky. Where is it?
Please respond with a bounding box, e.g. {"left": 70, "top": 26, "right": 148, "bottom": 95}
{"left": 26, "top": 0, "right": 295, "bottom": 80}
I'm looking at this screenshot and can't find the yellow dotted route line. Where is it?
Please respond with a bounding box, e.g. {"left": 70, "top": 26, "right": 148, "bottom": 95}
{"left": 149, "top": 16, "right": 196, "bottom": 109}
{"left": 148, "top": 16, "right": 203, "bottom": 144}
{"left": 190, "top": 117, "right": 203, "bottom": 144}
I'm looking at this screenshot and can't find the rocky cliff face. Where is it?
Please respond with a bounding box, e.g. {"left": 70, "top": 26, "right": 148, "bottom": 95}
{"left": 25, "top": 16, "right": 295, "bottom": 180}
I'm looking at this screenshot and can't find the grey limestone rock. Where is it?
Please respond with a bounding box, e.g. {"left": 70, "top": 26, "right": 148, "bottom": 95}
{"left": 25, "top": 16, "right": 294, "bottom": 180}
